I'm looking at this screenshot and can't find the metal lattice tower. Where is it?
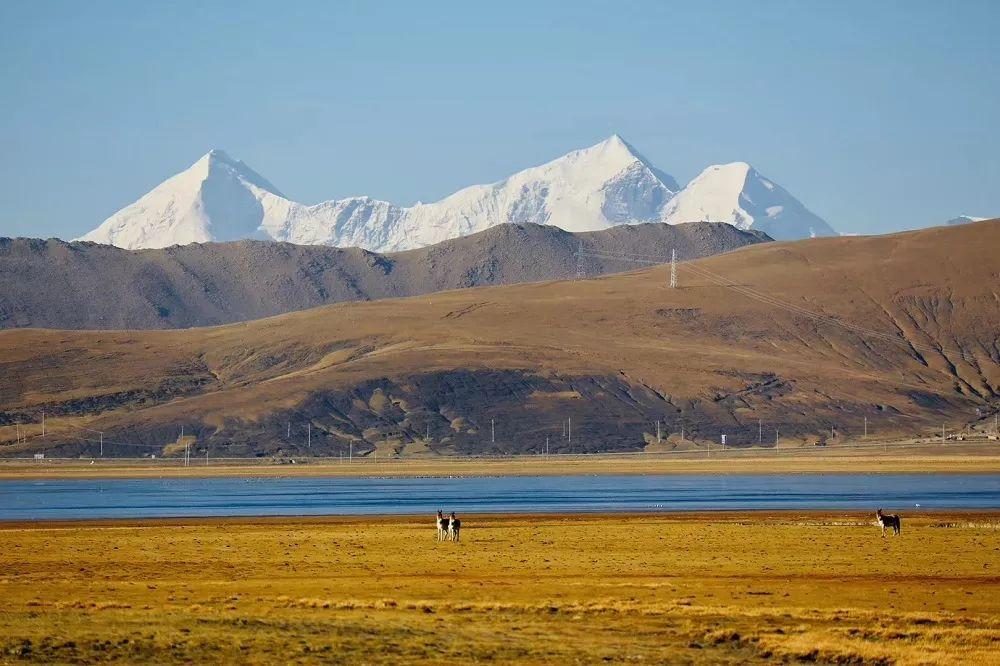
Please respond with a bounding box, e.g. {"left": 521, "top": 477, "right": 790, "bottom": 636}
{"left": 669, "top": 249, "right": 677, "bottom": 288}
{"left": 575, "top": 240, "right": 585, "bottom": 279}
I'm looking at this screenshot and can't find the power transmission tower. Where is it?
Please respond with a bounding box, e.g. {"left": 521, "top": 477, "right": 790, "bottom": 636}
{"left": 575, "top": 241, "right": 585, "bottom": 279}
{"left": 758, "top": 419, "right": 762, "bottom": 445}
{"left": 491, "top": 418, "right": 495, "bottom": 445}
{"left": 670, "top": 249, "right": 677, "bottom": 288}
{"left": 656, "top": 420, "right": 661, "bottom": 444}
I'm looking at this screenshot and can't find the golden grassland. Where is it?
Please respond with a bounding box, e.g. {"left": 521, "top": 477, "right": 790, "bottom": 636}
{"left": 1, "top": 512, "right": 999, "bottom": 664}
{"left": 3, "top": 443, "right": 1000, "bottom": 479}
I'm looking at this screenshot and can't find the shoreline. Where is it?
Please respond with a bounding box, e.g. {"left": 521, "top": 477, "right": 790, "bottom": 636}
{"left": 3, "top": 449, "right": 1000, "bottom": 479}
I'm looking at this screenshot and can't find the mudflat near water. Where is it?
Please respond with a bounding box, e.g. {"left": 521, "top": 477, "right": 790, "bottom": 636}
{"left": 1, "top": 512, "right": 998, "bottom": 664}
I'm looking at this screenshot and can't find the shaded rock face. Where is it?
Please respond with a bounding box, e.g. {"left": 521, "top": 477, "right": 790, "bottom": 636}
{"left": 0, "top": 222, "right": 767, "bottom": 330}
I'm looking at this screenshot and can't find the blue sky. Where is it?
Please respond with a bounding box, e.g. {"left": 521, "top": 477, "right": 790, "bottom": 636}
{"left": 1, "top": 0, "right": 997, "bottom": 238}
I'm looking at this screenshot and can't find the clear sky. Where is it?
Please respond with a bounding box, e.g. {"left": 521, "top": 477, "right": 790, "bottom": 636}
{"left": 1, "top": 0, "right": 997, "bottom": 239}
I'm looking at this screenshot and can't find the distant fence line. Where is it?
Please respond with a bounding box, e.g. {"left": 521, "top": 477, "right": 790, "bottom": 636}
{"left": 3, "top": 436, "right": 997, "bottom": 463}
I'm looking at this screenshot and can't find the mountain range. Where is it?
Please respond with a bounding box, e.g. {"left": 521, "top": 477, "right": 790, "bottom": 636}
{"left": 78, "top": 136, "right": 837, "bottom": 251}
{"left": 1, "top": 222, "right": 767, "bottom": 330}
{"left": 3, "top": 219, "right": 996, "bottom": 458}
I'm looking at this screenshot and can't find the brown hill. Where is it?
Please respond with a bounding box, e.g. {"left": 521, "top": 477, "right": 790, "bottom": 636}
{"left": 0, "top": 222, "right": 766, "bottom": 330}
{"left": 1, "top": 220, "right": 997, "bottom": 458}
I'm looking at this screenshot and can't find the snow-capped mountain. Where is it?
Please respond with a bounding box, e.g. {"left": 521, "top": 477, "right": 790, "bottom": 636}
{"left": 79, "top": 136, "right": 834, "bottom": 251}
{"left": 79, "top": 150, "right": 285, "bottom": 249}
{"left": 661, "top": 162, "right": 836, "bottom": 241}
{"left": 944, "top": 215, "right": 988, "bottom": 226}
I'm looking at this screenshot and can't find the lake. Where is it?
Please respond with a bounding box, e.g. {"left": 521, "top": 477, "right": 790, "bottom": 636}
{"left": 1, "top": 473, "right": 999, "bottom": 521}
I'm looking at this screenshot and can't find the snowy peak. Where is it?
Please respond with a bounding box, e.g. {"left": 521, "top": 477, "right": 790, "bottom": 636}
{"left": 78, "top": 137, "right": 834, "bottom": 252}
{"left": 662, "top": 162, "right": 836, "bottom": 241}
{"left": 945, "top": 215, "right": 988, "bottom": 226}
{"left": 195, "top": 149, "right": 285, "bottom": 198}
{"left": 78, "top": 150, "right": 288, "bottom": 249}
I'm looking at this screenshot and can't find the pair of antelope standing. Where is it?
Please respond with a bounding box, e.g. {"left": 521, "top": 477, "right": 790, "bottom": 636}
{"left": 436, "top": 510, "right": 461, "bottom": 541}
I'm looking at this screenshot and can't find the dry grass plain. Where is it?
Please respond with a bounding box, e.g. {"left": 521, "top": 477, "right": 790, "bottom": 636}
{"left": 2, "top": 512, "right": 999, "bottom": 664}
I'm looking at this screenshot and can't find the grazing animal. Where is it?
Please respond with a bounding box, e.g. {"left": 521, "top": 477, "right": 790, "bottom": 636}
{"left": 875, "top": 508, "right": 901, "bottom": 537}
{"left": 436, "top": 510, "right": 451, "bottom": 541}
{"left": 448, "top": 512, "right": 461, "bottom": 542}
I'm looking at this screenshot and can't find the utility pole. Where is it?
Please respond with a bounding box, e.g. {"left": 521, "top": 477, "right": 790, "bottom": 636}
{"left": 307, "top": 423, "right": 311, "bottom": 450}
{"left": 491, "top": 418, "right": 495, "bottom": 445}
{"left": 287, "top": 422, "right": 290, "bottom": 438}
{"left": 349, "top": 441, "right": 353, "bottom": 463}
{"left": 545, "top": 436, "right": 549, "bottom": 457}
{"left": 670, "top": 249, "right": 677, "bottom": 289}
{"left": 15, "top": 423, "right": 19, "bottom": 445}
{"left": 758, "top": 419, "right": 762, "bottom": 446}
{"left": 568, "top": 417, "right": 572, "bottom": 446}
{"left": 206, "top": 445, "right": 209, "bottom": 465}
{"left": 775, "top": 427, "right": 779, "bottom": 446}
{"left": 576, "top": 240, "right": 585, "bottom": 279}
{"left": 864, "top": 416, "right": 868, "bottom": 440}
{"left": 41, "top": 412, "right": 45, "bottom": 437}
{"left": 942, "top": 423, "right": 946, "bottom": 443}
{"left": 100, "top": 432, "right": 103, "bottom": 458}
{"left": 656, "top": 420, "right": 661, "bottom": 444}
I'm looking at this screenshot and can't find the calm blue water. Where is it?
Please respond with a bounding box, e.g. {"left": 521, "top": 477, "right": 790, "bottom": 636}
{"left": 1, "top": 474, "right": 998, "bottom": 521}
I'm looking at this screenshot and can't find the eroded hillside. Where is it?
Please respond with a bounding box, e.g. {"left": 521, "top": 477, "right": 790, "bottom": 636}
{"left": 0, "top": 220, "right": 996, "bottom": 457}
